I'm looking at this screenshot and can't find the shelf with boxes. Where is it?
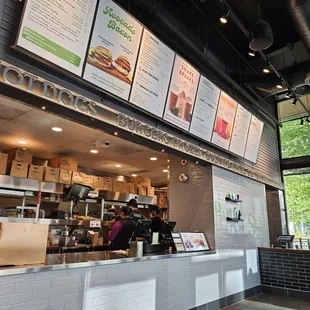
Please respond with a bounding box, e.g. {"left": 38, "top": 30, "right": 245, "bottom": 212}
{"left": 0, "top": 149, "right": 157, "bottom": 199}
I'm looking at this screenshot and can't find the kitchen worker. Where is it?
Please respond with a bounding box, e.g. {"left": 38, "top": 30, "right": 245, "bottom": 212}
{"left": 150, "top": 206, "right": 164, "bottom": 233}
{"left": 127, "top": 198, "right": 145, "bottom": 222}
{"left": 108, "top": 206, "right": 136, "bottom": 251}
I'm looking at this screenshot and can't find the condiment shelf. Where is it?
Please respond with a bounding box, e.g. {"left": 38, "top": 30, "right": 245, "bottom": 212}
{"left": 225, "top": 197, "right": 243, "bottom": 203}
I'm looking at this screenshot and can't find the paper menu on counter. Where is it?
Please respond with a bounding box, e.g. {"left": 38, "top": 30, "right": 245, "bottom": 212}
{"left": 16, "top": 0, "right": 98, "bottom": 76}
{"left": 229, "top": 104, "right": 252, "bottom": 157}
{"left": 211, "top": 91, "right": 238, "bottom": 150}
{"left": 189, "top": 76, "right": 221, "bottom": 142}
{"left": 129, "top": 29, "right": 175, "bottom": 117}
{"left": 83, "top": 0, "right": 143, "bottom": 100}
{"left": 163, "top": 55, "right": 200, "bottom": 131}
{"left": 244, "top": 115, "right": 264, "bottom": 163}
{"left": 180, "top": 232, "right": 209, "bottom": 252}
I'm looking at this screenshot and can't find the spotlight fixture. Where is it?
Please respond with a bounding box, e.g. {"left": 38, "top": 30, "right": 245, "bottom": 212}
{"left": 300, "top": 118, "right": 304, "bottom": 126}
{"left": 285, "top": 92, "right": 292, "bottom": 99}
{"left": 249, "top": 50, "right": 255, "bottom": 57}
{"left": 263, "top": 68, "right": 270, "bottom": 74}
{"left": 220, "top": 10, "right": 229, "bottom": 24}
{"left": 114, "top": 132, "right": 118, "bottom": 136}
{"left": 276, "top": 84, "right": 283, "bottom": 89}
{"left": 90, "top": 149, "right": 98, "bottom": 154}
{"left": 292, "top": 97, "right": 298, "bottom": 105}
{"left": 41, "top": 106, "right": 46, "bottom": 110}
{"left": 249, "top": 19, "right": 274, "bottom": 51}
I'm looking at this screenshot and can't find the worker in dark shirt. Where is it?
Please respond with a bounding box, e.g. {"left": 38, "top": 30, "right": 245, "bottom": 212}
{"left": 150, "top": 206, "right": 164, "bottom": 233}
{"left": 127, "top": 198, "right": 145, "bottom": 222}
{"left": 108, "top": 206, "right": 136, "bottom": 251}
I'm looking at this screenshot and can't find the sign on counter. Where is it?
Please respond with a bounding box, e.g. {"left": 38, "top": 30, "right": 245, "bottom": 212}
{"left": 16, "top": 0, "right": 97, "bottom": 76}
{"left": 211, "top": 91, "right": 237, "bottom": 150}
{"left": 163, "top": 56, "right": 200, "bottom": 131}
{"left": 129, "top": 29, "right": 175, "bottom": 117}
{"left": 229, "top": 104, "right": 252, "bottom": 157}
{"left": 189, "top": 76, "right": 220, "bottom": 142}
{"left": 83, "top": 0, "right": 143, "bottom": 100}
{"left": 244, "top": 115, "right": 264, "bottom": 163}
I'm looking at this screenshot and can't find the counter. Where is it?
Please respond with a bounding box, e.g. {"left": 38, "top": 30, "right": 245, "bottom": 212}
{"left": 258, "top": 247, "right": 310, "bottom": 301}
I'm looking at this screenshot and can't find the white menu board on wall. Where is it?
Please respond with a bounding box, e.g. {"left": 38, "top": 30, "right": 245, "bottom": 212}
{"left": 16, "top": 0, "right": 97, "bottom": 76}
{"left": 244, "top": 116, "right": 264, "bottom": 163}
{"left": 229, "top": 105, "right": 252, "bottom": 156}
{"left": 211, "top": 91, "right": 237, "bottom": 150}
{"left": 163, "top": 56, "right": 200, "bottom": 131}
{"left": 83, "top": 0, "right": 143, "bottom": 100}
{"left": 189, "top": 76, "right": 220, "bottom": 142}
{"left": 129, "top": 29, "right": 175, "bottom": 117}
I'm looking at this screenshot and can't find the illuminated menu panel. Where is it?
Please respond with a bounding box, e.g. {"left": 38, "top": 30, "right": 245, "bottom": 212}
{"left": 83, "top": 0, "right": 143, "bottom": 100}
{"left": 244, "top": 115, "right": 264, "bottom": 163}
{"left": 16, "top": 0, "right": 98, "bottom": 76}
{"left": 163, "top": 56, "right": 200, "bottom": 131}
{"left": 129, "top": 29, "right": 175, "bottom": 117}
{"left": 229, "top": 104, "right": 252, "bottom": 156}
{"left": 211, "top": 91, "right": 238, "bottom": 150}
{"left": 189, "top": 76, "right": 221, "bottom": 142}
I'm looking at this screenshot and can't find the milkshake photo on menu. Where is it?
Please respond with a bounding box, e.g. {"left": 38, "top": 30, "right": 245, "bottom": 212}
{"left": 83, "top": 0, "right": 143, "bottom": 100}
{"left": 163, "top": 55, "right": 200, "bottom": 131}
{"left": 211, "top": 91, "right": 238, "bottom": 150}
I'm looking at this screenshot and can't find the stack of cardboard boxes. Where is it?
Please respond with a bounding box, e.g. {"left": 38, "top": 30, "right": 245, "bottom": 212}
{"left": 0, "top": 149, "right": 155, "bottom": 197}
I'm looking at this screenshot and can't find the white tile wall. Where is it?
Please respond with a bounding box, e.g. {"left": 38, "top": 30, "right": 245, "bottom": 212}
{"left": 0, "top": 166, "right": 269, "bottom": 310}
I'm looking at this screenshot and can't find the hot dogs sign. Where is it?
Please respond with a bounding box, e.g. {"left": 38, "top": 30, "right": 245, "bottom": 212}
{"left": 83, "top": 0, "right": 143, "bottom": 100}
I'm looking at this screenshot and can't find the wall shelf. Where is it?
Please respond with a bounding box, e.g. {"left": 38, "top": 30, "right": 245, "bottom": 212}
{"left": 226, "top": 217, "right": 244, "bottom": 222}
{"left": 225, "top": 197, "right": 243, "bottom": 203}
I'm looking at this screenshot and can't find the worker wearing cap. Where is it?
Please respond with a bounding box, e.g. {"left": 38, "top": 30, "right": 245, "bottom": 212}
{"left": 108, "top": 206, "right": 136, "bottom": 251}
{"left": 127, "top": 198, "right": 145, "bottom": 222}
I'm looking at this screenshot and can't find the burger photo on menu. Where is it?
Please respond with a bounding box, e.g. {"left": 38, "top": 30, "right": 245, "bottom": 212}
{"left": 87, "top": 46, "right": 133, "bottom": 85}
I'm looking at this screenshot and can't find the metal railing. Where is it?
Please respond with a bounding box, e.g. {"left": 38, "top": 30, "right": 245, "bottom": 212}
{"left": 293, "top": 238, "right": 310, "bottom": 250}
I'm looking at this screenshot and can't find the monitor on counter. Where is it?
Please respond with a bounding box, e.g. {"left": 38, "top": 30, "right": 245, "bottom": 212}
{"left": 64, "top": 183, "right": 92, "bottom": 201}
{"left": 132, "top": 220, "right": 152, "bottom": 239}
{"left": 160, "top": 221, "right": 176, "bottom": 234}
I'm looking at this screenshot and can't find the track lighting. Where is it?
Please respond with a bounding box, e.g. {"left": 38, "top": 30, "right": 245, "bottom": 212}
{"left": 220, "top": 10, "right": 230, "bottom": 24}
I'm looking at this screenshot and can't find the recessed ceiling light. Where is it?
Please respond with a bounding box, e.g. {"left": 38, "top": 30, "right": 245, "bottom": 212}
{"left": 18, "top": 140, "right": 27, "bottom": 145}
{"left": 90, "top": 149, "right": 98, "bottom": 154}
{"left": 276, "top": 84, "right": 283, "bottom": 89}
{"left": 150, "top": 157, "right": 157, "bottom": 161}
{"left": 52, "top": 127, "right": 62, "bottom": 132}
{"left": 114, "top": 132, "right": 118, "bottom": 136}
{"left": 41, "top": 106, "right": 46, "bottom": 110}
{"left": 263, "top": 68, "right": 270, "bottom": 73}
{"left": 196, "top": 161, "right": 199, "bottom": 164}
{"left": 163, "top": 169, "right": 169, "bottom": 173}
{"left": 132, "top": 174, "right": 137, "bottom": 177}
{"left": 161, "top": 149, "right": 165, "bottom": 152}
{"left": 115, "top": 164, "right": 122, "bottom": 167}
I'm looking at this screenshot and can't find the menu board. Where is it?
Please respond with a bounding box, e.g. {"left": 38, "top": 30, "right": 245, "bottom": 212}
{"left": 244, "top": 115, "right": 264, "bottom": 163}
{"left": 83, "top": 0, "right": 143, "bottom": 100}
{"left": 180, "top": 232, "right": 209, "bottom": 252}
{"left": 189, "top": 76, "right": 221, "bottom": 142}
{"left": 211, "top": 92, "right": 238, "bottom": 150}
{"left": 163, "top": 56, "right": 200, "bottom": 131}
{"left": 229, "top": 104, "right": 252, "bottom": 156}
{"left": 129, "top": 29, "right": 175, "bottom": 117}
{"left": 16, "top": 0, "right": 97, "bottom": 76}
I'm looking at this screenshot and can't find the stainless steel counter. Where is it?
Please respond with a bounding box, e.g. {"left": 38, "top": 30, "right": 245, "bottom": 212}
{"left": 0, "top": 250, "right": 216, "bottom": 276}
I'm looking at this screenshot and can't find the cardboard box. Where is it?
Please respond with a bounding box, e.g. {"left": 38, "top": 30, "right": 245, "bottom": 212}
{"left": 83, "top": 175, "right": 94, "bottom": 187}
{"left": 32, "top": 157, "right": 48, "bottom": 167}
{"left": 0, "top": 223, "right": 48, "bottom": 266}
{"left": 28, "top": 164, "right": 44, "bottom": 181}
{"left": 44, "top": 167, "right": 60, "bottom": 183}
{"left": 147, "top": 187, "right": 155, "bottom": 197}
{"left": 50, "top": 156, "right": 78, "bottom": 172}
{"left": 59, "top": 169, "right": 72, "bottom": 185}
{"left": 0, "top": 153, "right": 8, "bottom": 175}
{"left": 129, "top": 183, "right": 136, "bottom": 194}
{"left": 4, "top": 148, "right": 33, "bottom": 164}
{"left": 8, "top": 161, "right": 28, "bottom": 178}
{"left": 87, "top": 231, "right": 99, "bottom": 246}
{"left": 131, "top": 177, "right": 151, "bottom": 188}
{"left": 123, "top": 182, "right": 129, "bottom": 193}
{"left": 72, "top": 171, "right": 85, "bottom": 184}
{"left": 103, "top": 177, "right": 113, "bottom": 191}
{"left": 137, "top": 185, "right": 146, "bottom": 196}
{"left": 94, "top": 176, "right": 103, "bottom": 189}
{"left": 114, "top": 181, "right": 124, "bottom": 193}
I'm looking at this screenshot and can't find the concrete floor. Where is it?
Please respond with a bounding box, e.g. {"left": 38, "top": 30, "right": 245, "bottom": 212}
{"left": 225, "top": 294, "right": 310, "bottom": 310}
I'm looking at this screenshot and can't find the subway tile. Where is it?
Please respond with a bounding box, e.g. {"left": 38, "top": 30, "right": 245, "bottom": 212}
{"left": 50, "top": 293, "right": 82, "bottom": 307}
{"left": 0, "top": 274, "right": 35, "bottom": 286}
{"left": 0, "top": 293, "right": 32, "bottom": 306}
{"left": 15, "top": 279, "right": 51, "bottom": 293}
{"left": 0, "top": 307, "right": 12, "bottom": 310}
{"left": 12, "top": 299, "right": 49, "bottom": 310}
{"left": 33, "top": 286, "right": 65, "bottom": 300}
{"left": 52, "top": 275, "right": 82, "bottom": 287}
{"left": 35, "top": 270, "right": 66, "bottom": 280}
{"left": 0, "top": 285, "right": 14, "bottom": 296}
{"left": 66, "top": 283, "right": 85, "bottom": 294}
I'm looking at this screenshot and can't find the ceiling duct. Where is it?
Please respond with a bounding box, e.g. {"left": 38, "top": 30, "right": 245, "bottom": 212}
{"left": 290, "top": 0, "right": 310, "bottom": 52}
